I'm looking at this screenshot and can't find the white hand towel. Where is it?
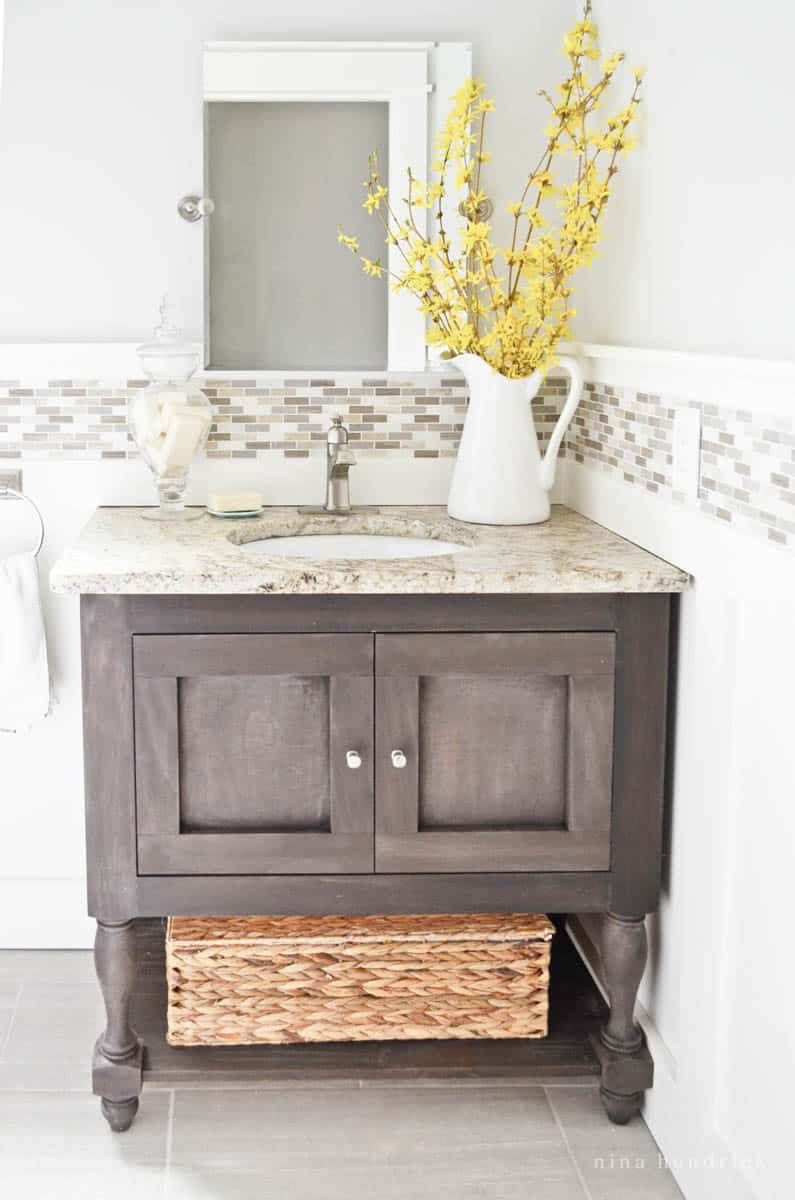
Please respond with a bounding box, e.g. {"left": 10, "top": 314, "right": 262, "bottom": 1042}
{"left": 0, "top": 552, "right": 50, "bottom": 732}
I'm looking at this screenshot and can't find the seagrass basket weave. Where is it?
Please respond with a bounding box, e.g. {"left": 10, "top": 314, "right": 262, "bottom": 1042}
{"left": 165, "top": 913, "right": 554, "bottom": 1046}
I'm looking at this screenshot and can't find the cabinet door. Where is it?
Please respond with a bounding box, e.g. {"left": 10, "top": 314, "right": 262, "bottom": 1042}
{"left": 133, "top": 634, "right": 373, "bottom": 875}
{"left": 375, "top": 633, "right": 614, "bottom": 873}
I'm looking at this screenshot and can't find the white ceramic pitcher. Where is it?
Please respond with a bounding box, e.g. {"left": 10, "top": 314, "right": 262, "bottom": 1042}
{"left": 446, "top": 353, "right": 584, "bottom": 525}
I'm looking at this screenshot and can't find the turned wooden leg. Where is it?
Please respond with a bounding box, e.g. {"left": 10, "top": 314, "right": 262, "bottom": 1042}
{"left": 601, "top": 912, "right": 646, "bottom": 1054}
{"left": 93, "top": 919, "right": 142, "bottom": 1132}
{"left": 590, "top": 912, "right": 653, "bottom": 1125}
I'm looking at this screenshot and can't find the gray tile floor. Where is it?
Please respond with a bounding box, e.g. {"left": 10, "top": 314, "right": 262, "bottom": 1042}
{"left": 0, "top": 951, "right": 684, "bottom": 1199}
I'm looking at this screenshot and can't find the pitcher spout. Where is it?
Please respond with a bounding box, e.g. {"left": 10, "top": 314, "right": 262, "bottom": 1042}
{"left": 448, "top": 353, "right": 495, "bottom": 389}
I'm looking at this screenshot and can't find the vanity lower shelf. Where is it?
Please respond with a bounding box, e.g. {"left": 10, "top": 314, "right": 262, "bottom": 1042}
{"left": 133, "top": 919, "right": 605, "bottom": 1085}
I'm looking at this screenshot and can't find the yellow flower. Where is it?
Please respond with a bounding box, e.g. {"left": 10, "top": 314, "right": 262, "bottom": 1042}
{"left": 461, "top": 221, "right": 491, "bottom": 252}
{"left": 363, "top": 185, "right": 388, "bottom": 214}
{"left": 361, "top": 257, "right": 384, "bottom": 278}
{"left": 454, "top": 163, "right": 474, "bottom": 188}
{"left": 336, "top": 229, "right": 359, "bottom": 254}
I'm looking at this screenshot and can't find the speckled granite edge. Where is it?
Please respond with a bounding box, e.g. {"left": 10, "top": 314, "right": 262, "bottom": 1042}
{"left": 50, "top": 506, "right": 689, "bottom": 596}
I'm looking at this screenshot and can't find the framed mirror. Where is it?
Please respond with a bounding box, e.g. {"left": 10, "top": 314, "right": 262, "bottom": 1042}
{"left": 202, "top": 42, "right": 471, "bottom": 372}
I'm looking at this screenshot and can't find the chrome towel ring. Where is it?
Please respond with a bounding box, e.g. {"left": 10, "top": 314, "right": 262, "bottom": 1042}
{"left": 0, "top": 485, "right": 45, "bottom": 557}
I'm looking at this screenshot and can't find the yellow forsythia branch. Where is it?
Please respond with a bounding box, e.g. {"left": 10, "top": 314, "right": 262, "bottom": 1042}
{"left": 338, "top": 4, "right": 643, "bottom": 378}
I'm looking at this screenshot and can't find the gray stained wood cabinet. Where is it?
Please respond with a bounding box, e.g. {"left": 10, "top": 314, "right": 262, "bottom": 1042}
{"left": 82, "top": 592, "right": 672, "bottom": 1132}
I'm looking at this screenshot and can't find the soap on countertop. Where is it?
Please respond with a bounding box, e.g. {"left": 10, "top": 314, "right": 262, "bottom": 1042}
{"left": 208, "top": 491, "right": 263, "bottom": 513}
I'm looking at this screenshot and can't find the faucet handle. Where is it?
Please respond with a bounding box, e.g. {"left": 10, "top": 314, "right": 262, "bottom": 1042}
{"left": 327, "top": 415, "right": 349, "bottom": 445}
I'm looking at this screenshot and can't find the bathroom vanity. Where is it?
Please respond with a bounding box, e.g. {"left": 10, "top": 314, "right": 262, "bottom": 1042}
{"left": 51, "top": 506, "right": 687, "bottom": 1132}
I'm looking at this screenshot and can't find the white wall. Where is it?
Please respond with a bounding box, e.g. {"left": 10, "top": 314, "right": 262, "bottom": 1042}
{"left": 565, "top": 14, "right": 795, "bottom": 1183}
{"left": 574, "top": 0, "right": 795, "bottom": 361}
{"left": 561, "top": 401, "right": 795, "bottom": 1200}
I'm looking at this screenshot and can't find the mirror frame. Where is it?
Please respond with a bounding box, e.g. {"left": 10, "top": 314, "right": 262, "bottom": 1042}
{"left": 202, "top": 41, "right": 471, "bottom": 372}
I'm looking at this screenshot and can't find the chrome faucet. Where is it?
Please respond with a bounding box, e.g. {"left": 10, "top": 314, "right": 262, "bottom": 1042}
{"left": 324, "top": 415, "right": 356, "bottom": 513}
{"left": 298, "top": 415, "right": 372, "bottom": 515}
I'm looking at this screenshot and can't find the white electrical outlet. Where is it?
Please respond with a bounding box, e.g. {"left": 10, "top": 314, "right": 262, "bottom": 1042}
{"left": 673, "top": 407, "right": 702, "bottom": 499}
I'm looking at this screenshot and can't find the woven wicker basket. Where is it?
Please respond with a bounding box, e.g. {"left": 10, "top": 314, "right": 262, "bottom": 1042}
{"left": 166, "top": 913, "right": 554, "bottom": 1046}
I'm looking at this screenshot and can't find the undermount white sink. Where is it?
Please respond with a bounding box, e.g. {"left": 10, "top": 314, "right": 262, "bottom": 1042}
{"left": 237, "top": 533, "right": 466, "bottom": 561}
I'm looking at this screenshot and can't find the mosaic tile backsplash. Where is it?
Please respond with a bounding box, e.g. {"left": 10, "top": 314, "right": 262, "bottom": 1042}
{"left": 0, "top": 373, "right": 567, "bottom": 462}
{"left": 568, "top": 382, "right": 795, "bottom": 550}
{"left": 0, "top": 372, "right": 791, "bottom": 550}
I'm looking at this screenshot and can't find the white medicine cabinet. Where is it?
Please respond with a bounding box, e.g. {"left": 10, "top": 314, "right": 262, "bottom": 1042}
{"left": 201, "top": 42, "right": 472, "bottom": 372}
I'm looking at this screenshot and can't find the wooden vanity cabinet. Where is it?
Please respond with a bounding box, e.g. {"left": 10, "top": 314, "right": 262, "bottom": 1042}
{"left": 82, "top": 592, "right": 672, "bottom": 1132}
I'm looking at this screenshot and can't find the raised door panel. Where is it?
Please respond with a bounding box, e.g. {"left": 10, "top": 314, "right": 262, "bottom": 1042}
{"left": 375, "top": 633, "right": 614, "bottom": 873}
{"left": 178, "top": 675, "right": 331, "bottom": 832}
{"left": 419, "top": 674, "right": 568, "bottom": 829}
{"left": 134, "top": 634, "right": 374, "bottom": 875}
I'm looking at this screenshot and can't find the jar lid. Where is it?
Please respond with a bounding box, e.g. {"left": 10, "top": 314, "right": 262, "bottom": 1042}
{"left": 137, "top": 297, "right": 199, "bottom": 382}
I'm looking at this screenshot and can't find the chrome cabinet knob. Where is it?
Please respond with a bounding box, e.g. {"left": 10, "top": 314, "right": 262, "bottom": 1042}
{"left": 346, "top": 750, "right": 362, "bottom": 769}
{"left": 391, "top": 749, "right": 408, "bottom": 769}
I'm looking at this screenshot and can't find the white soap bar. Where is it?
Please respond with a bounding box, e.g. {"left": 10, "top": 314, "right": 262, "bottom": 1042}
{"left": 161, "top": 412, "right": 210, "bottom": 473}
{"left": 209, "top": 491, "right": 263, "bottom": 513}
{"left": 161, "top": 395, "right": 197, "bottom": 423}
{"left": 132, "top": 391, "right": 167, "bottom": 442}
{"left": 146, "top": 411, "right": 210, "bottom": 476}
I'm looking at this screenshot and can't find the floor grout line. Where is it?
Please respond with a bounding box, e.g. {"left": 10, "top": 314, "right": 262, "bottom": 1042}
{"left": 162, "top": 1088, "right": 175, "bottom": 1200}
{"left": 0, "top": 981, "right": 24, "bottom": 1062}
{"left": 544, "top": 1086, "right": 595, "bottom": 1200}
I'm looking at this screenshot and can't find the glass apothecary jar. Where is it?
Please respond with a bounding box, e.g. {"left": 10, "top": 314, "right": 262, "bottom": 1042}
{"left": 130, "top": 302, "right": 212, "bottom": 520}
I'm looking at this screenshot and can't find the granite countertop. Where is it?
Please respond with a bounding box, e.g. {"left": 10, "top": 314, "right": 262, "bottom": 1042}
{"left": 49, "top": 505, "right": 688, "bottom": 596}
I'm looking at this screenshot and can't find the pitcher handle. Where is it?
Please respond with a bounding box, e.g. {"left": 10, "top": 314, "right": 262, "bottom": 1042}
{"left": 539, "top": 355, "right": 583, "bottom": 491}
